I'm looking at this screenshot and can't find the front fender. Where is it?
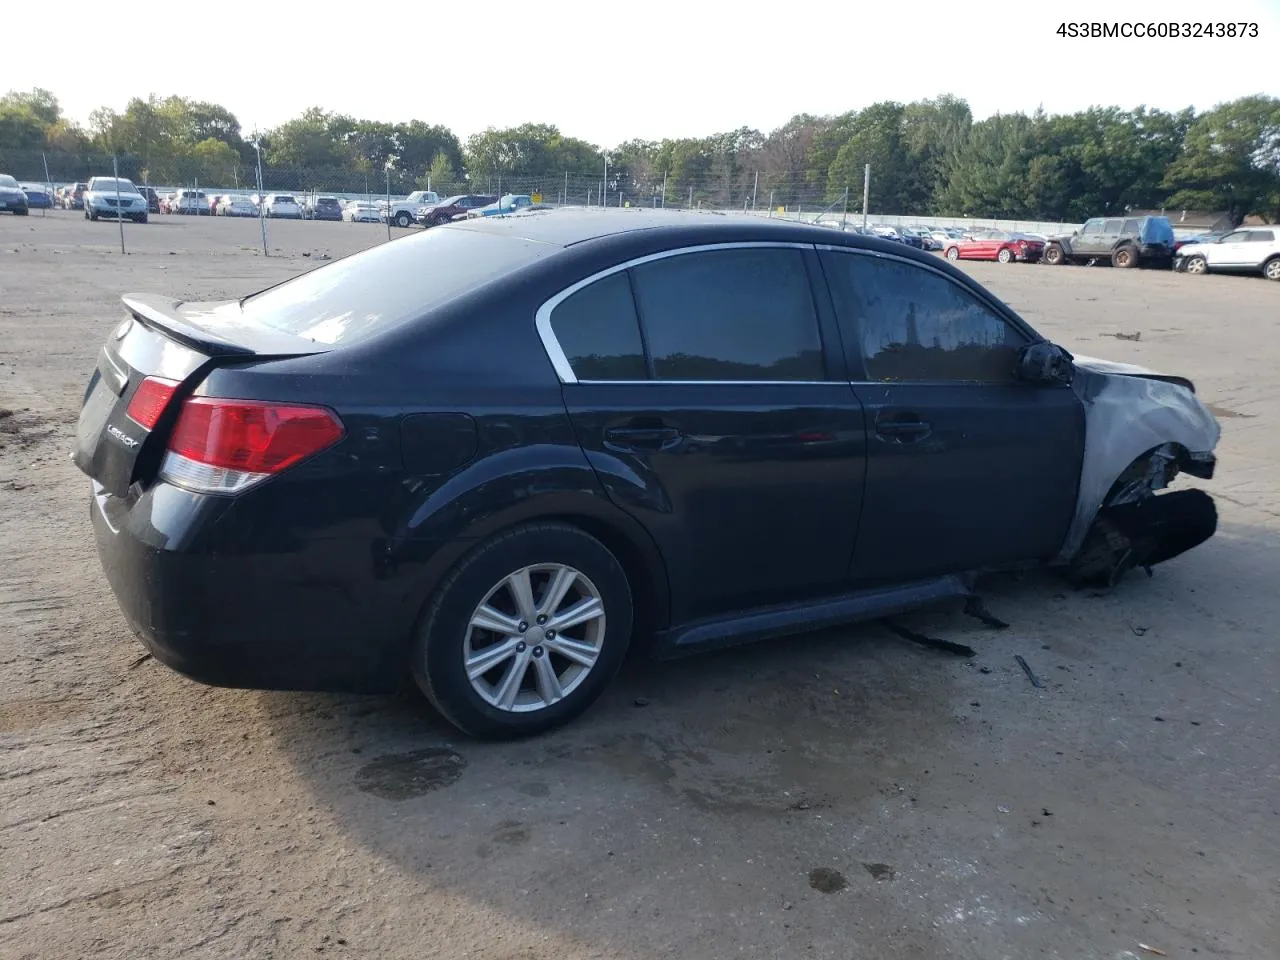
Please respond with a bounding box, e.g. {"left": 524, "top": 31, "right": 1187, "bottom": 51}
{"left": 1056, "top": 366, "right": 1220, "bottom": 561}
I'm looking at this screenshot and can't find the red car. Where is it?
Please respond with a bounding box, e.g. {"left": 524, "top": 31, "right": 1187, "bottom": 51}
{"left": 944, "top": 230, "right": 1044, "bottom": 264}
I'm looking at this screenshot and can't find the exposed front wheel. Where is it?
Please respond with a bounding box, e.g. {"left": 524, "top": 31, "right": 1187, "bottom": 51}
{"left": 412, "top": 523, "right": 634, "bottom": 739}
{"left": 1184, "top": 255, "right": 1208, "bottom": 275}
{"left": 394, "top": 211, "right": 413, "bottom": 228}
{"left": 945, "top": 246, "right": 960, "bottom": 262}
{"left": 997, "top": 246, "right": 1014, "bottom": 264}
{"left": 1043, "top": 243, "right": 1064, "bottom": 265}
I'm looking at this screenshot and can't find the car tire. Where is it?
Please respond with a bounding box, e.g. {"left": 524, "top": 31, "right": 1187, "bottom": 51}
{"left": 1184, "top": 255, "right": 1208, "bottom": 276}
{"left": 15, "top": 207, "right": 28, "bottom": 216}
{"left": 412, "top": 522, "right": 634, "bottom": 740}
{"left": 394, "top": 211, "right": 413, "bottom": 228}
{"left": 945, "top": 246, "right": 960, "bottom": 262}
{"left": 1263, "top": 256, "right": 1280, "bottom": 282}
{"left": 87, "top": 207, "right": 98, "bottom": 221}
{"left": 1111, "top": 245, "right": 1137, "bottom": 268}
{"left": 997, "top": 246, "right": 1014, "bottom": 264}
{"left": 1043, "top": 243, "right": 1065, "bottom": 265}
{"left": 136, "top": 214, "right": 148, "bottom": 224}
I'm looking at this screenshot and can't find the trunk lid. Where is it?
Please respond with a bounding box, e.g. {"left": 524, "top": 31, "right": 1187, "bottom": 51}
{"left": 73, "top": 293, "right": 330, "bottom": 497}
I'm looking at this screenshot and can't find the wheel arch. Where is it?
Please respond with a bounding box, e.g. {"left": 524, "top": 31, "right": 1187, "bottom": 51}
{"left": 1054, "top": 371, "right": 1220, "bottom": 562}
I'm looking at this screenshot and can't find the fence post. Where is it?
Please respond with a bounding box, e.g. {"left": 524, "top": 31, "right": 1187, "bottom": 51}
{"left": 113, "top": 155, "right": 125, "bottom": 254}
{"left": 661, "top": 171, "right": 668, "bottom": 208}
{"left": 564, "top": 171, "right": 568, "bottom": 207}
{"left": 41, "top": 152, "right": 51, "bottom": 219}
{"left": 688, "top": 185, "right": 693, "bottom": 209}
{"left": 752, "top": 170, "right": 759, "bottom": 211}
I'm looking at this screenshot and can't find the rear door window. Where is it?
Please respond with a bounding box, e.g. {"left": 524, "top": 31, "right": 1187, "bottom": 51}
{"left": 628, "top": 247, "right": 825, "bottom": 381}
{"left": 1246, "top": 230, "right": 1275, "bottom": 242}
{"left": 548, "top": 272, "right": 647, "bottom": 381}
{"left": 820, "top": 250, "right": 1028, "bottom": 383}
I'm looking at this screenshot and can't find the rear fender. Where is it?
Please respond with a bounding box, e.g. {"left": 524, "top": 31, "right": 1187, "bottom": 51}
{"left": 384, "top": 443, "right": 672, "bottom": 628}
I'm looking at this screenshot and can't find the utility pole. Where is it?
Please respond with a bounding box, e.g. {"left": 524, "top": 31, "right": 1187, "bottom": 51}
{"left": 862, "top": 163, "right": 871, "bottom": 228}
{"left": 385, "top": 160, "right": 393, "bottom": 242}
{"left": 251, "top": 137, "right": 268, "bottom": 256}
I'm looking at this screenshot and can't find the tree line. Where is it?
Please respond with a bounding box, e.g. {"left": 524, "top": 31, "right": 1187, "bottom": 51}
{"left": 2, "top": 88, "right": 1278, "bottom": 222}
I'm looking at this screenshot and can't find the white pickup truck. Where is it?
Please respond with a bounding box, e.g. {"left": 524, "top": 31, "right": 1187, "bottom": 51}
{"left": 385, "top": 190, "right": 440, "bottom": 228}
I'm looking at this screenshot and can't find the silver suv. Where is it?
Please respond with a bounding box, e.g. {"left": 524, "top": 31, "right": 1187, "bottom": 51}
{"left": 84, "top": 177, "right": 148, "bottom": 223}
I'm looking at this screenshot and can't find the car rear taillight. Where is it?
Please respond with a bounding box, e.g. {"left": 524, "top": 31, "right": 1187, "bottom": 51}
{"left": 125, "top": 376, "right": 180, "bottom": 429}
{"left": 159, "top": 398, "right": 344, "bottom": 494}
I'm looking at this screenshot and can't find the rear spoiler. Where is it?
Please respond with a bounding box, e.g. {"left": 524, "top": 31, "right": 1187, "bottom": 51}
{"left": 123, "top": 294, "right": 255, "bottom": 357}
{"left": 121, "top": 293, "right": 332, "bottom": 358}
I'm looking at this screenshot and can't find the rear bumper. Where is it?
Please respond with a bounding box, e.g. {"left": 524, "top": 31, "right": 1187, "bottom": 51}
{"left": 89, "top": 481, "right": 438, "bottom": 694}
{"left": 1, "top": 197, "right": 28, "bottom": 211}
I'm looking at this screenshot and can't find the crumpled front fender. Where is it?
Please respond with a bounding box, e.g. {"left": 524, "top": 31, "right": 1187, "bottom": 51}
{"left": 1055, "top": 357, "right": 1221, "bottom": 562}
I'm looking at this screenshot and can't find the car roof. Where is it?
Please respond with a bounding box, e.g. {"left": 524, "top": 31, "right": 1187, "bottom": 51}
{"left": 444, "top": 207, "right": 936, "bottom": 253}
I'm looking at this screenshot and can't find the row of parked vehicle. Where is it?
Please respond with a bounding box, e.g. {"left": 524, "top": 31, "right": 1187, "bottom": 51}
{"left": 812, "top": 215, "right": 1280, "bottom": 282}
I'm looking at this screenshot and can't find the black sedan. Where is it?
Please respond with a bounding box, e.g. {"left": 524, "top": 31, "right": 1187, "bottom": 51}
{"left": 74, "top": 210, "right": 1221, "bottom": 739}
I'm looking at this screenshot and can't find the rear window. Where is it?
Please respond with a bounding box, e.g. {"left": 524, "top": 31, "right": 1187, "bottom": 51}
{"left": 239, "top": 228, "right": 550, "bottom": 345}
{"left": 1141, "top": 217, "right": 1174, "bottom": 245}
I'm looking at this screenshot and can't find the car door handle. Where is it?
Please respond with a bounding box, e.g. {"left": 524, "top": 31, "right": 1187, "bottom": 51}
{"left": 604, "top": 425, "right": 683, "bottom": 449}
{"left": 875, "top": 417, "right": 932, "bottom": 442}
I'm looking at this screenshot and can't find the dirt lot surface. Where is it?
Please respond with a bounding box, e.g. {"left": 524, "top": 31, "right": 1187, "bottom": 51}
{"left": 2, "top": 211, "right": 1277, "bottom": 960}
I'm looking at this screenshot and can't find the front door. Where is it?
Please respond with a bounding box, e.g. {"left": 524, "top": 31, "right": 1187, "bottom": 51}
{"left": 1074, "top": 218, "right": 1107, "bottom": 257}
{"left": 817, "top": 248, "right": 1086, "bottom": 585}
{"left": 1208, "top": 230, "right": 1256, "bottom": 267}
{"left": 545, "top": 245, "right": 868, "bottom": 623}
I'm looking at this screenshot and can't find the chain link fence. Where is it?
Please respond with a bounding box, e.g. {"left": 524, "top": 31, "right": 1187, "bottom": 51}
{"left": 1, "top": 146, "right": 1080, "bottom": 234}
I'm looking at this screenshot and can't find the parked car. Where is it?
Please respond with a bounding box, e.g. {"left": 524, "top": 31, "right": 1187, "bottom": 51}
{"left": 385, "top": 189, "right": 441, "bottom": 228}
{"left": 171, "top": 190, "right": 208, "bottom": 215}
{"left": 1173, "top": 227, "right": 1280, "bottom": 281}
{"left": 944, "top": 230, "right": 1044, "bottom": 264}
{"left": 1173, "top": 232, "right": 1224, "bottom": 253}
{"left": 83, "top": 176, "right": 148, "bottom": 223}
{"left": 1042, "top": 215, "right": 1175, "bottom": 269}
{"left": 0, "top": 174, "right": 30, "bottom": 215}
{"left": 137, "top": 186, "right": 162, "bottom": 213}
{"left": 416, "top": 194, "right": 499, "bottom": 227}
{"left": 20, "top": 183, "right": 54, "bottom": 209}
{"left": 217, "top": 195, "right": 259, "bottom": 217}
{"left": 929, "top": 228, "right": 961, "bottom": 247}
{"left": 899, "top": 227, "right": 936, "bottom": 251}
{"left": 342, "top": 200, "right": 384, "bottom": 223}
{"left": 73, "top": 211, "right": 1221, "bottom": 739}
{"left": 467, "top": 194, "right": 534, "bottom": 218}
{"left": 206, "top": 194, "right": 225, "bottom": 216}
{"left": 304, "top": 196, "right": 345, "bottom": 221}
{"left": 60, "top": 182, "right": 87, "bottom": 209}
{"left": 262, "top": 194, "right": 303, "bottom": 218}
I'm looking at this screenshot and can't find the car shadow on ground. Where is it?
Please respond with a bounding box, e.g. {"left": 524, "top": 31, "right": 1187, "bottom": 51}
{"left": 251, "top": 514, "right": 1280, "bottom": 957}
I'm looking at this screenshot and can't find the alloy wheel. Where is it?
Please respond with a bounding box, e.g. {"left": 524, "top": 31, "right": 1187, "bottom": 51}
{"left": 463, "top": 563, "right": 606, "bottom": 713}
{"left": 1185, "top": 256, "right": 1207, "bottom": 275}
{"left": 1265, "top": 259, "right": 1280, "bottom": 281}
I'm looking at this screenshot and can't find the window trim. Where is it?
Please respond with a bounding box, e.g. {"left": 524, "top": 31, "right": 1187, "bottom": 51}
{"left": 815, "top": 244, "right": 1036, "bottom": 385}
{"left": 535, "top": 241, "right": 822, "bottom": 385}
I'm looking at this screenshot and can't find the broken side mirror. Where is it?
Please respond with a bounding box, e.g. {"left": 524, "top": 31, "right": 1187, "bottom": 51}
{"left": 1016, "top": 342, "right": 1073, "bottom": 384}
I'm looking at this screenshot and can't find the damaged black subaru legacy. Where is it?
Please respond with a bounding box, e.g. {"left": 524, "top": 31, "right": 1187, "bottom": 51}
{"left": 73, "top": 210, "right": 1219, "bottom": 738}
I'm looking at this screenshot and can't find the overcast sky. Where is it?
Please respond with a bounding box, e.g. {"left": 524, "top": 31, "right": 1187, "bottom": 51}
{"left": 5, "top": 0, "right": 1277, "bottom": 145}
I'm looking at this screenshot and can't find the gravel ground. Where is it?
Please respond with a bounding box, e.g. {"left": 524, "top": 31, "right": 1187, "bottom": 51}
{"left": 1, "top": 211, "right": 1277, "bottom": 960}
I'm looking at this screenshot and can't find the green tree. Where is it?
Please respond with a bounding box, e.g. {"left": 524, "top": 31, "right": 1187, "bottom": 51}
{"left": 0, "top": 87, "right": 61, "bottom": 127}
{"left": 938, "top": 113, "right": 1035, "bottom": 217}
{"left": 423, "top": 151, "right": 458, "bottom": 193}
{"left": 1162, "top": 96, "right": 1280, "bottom": 223}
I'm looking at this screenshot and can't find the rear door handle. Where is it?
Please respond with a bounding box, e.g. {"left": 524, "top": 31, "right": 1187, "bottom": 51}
{"left": 875, "top": 416, "right": 931, "bottom": 442}
{"left": 604, "top": 425, "right": 683, "bottom": 450}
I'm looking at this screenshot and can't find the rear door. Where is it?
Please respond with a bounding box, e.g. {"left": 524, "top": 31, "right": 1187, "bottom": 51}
{"left": 1245, "top": 229, "right": 1277, "bottom": 266}
{"left": 547, "top": 244, "right": 868, "bottom": 623}
{"left": 817, "top": 247, "right": 1085, "bottom": 585}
